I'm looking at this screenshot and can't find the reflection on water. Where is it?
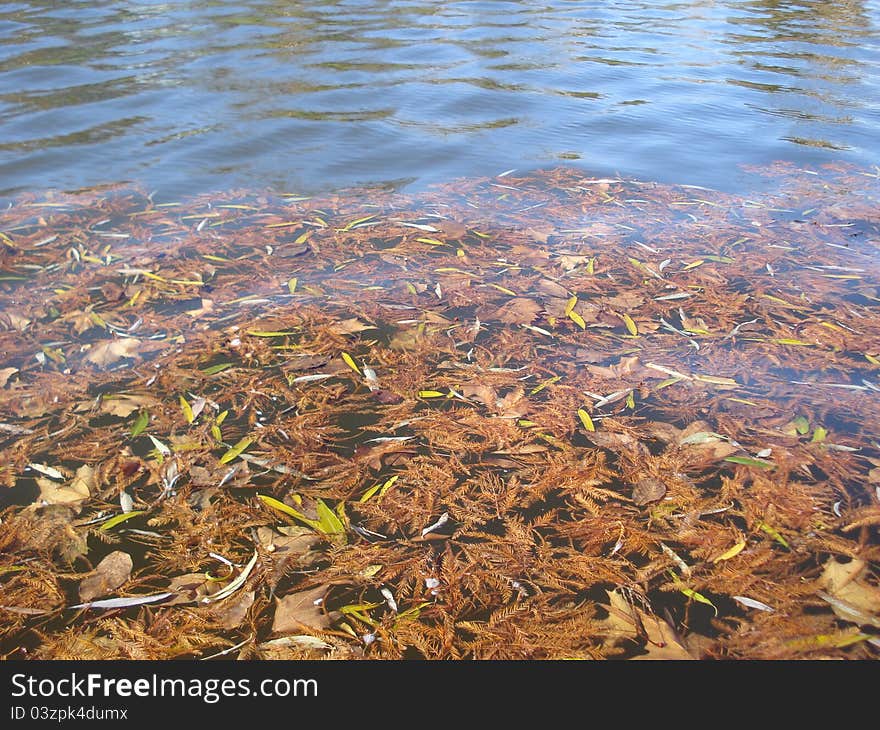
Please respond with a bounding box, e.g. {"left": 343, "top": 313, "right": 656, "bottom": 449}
{"left": 0, "top": 0, "right": 877, "bottom": 198}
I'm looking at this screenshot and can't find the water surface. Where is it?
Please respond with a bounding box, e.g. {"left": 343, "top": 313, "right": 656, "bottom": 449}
{"left": 0, "top": 0, "right": 878, "bottom": 198}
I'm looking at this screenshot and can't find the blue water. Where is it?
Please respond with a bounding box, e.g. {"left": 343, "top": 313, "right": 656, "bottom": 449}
{"left": 0, "top": 0, "right": 878, "bottom": 198}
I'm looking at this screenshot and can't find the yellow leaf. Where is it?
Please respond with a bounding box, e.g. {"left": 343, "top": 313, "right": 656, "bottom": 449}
{"left": 682, "top": 260, "right": 704, "bottom": 270}
{"left": 564, "top": 295, "right": 578, "bottom": 316}
{"left": 568, "top": 310, "right": 586, "bottom": 329}
{"left": 287, "top": 277, "right": 298, "bottom": 294}
{"left": 219, "top": 437, "right": 252, "bottom": 464}
{"left": 179, "top": 396, "right": 194, "bottom": 424}
{"left": 418, "top": 390, "right": 446, "bottom": 398}
{"left": 341, "top": 352, "right": 361, "bottom": 374}
{"left": 713, "top": 541, "right": 746, "bottom": 563}
{"left": 621, "top": 313, "right": 638, "bottom": 336}
{"left": 577, "top": 408, "right": 595, "bottom": 432}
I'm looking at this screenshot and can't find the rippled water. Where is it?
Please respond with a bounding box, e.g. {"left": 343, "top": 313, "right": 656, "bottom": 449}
{"left": 0, "top": 0, "right": 878, "bottom": 198}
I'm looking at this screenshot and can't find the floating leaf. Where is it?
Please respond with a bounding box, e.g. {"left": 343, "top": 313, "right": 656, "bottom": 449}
{"left": 341, "top": 352, "right": 361, "bottom": 374}
{"left": 219, "top": 437, "right": 253, "bottom": 464}
{"left": 99, "top": 510, "right": 146, "bottom": 531}
{"left": 680, "top": 587, "right": 718, "bottom": 615}
{"left": 71, "top": 592, "right": 174, "bottom": 610}
{"left": 315, "top": 499, "right": 346, "bottom": 542}
{"left": 258, "top": 494, "right": 321, "bottom": 531}
{"left": 179, "top": 396, "right": 194, "bottom": 424}
{"left": 621, "top": 313, "right": 638, "bottom": 336}
{"left": 724, "top": 456, "right": 775, "bottom": 469}
{"left": 756, "top": 521, "right": 790, "bottom": 549}
{"left": 733, "top": 596, "right": 775, "bottom": 612}
{"left": 713, "top": 541, "right": 746, "bottom": 562}
{"left": 79, "top": 551, "right": 133, "bottom": 603}
{"left": 576, "top": 408, "right": 595, "bottom": 432}
{"left": 130, "top": 409, "right": 149, "bottom": 437}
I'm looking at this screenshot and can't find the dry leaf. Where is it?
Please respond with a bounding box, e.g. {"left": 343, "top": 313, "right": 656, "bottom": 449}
{"left": 78, "top": 551, "right": 133, "bottom": 602}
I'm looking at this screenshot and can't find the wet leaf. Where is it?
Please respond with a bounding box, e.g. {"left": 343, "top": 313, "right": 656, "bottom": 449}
{"left": 85, "top": 338, "right": 141, "bottom": 367}
{"left": 130, "top": 409, "right": 149, "bottom": 437}
{"left": 632, "top": 478, "right": 666, "bottom": 506}
{"left": 577, "top": 408, "right": 595, "bottom": 432}
{"left": 713, "top": 541, "right": 746, "bottom": 563}
{"left": 272, "top": 584, "right": 333, "bottom": 634}
{"left": 219, "top": 437, "right": 253, "bottom": 464}
{"left": 78, "top": 551, "right": 133, "bottom": 603}
{"left": 99, "top": 510, "right": 146, "bottom": 531}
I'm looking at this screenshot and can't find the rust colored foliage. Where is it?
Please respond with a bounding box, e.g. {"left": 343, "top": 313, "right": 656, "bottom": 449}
{"left": 0, "top": 162, "right": 878, "bottom": 659}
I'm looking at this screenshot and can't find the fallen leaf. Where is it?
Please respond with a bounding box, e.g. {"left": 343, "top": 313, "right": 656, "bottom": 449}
{"left": 0, "top": 367, "right": 18, "bottom": 388}
{"left": 37, "top": 465, "right": 95, "bottom": 505}
{"left": 493, "top": 297, "right": 542, "bottom": 325}
{"left": 817, "top": 558, "right": 880, "bottom": 627}
{"left": 328, "top": 318, "right": 376, "bottom": 335}
{"left": 211, "top": 590, "right": 255, "bottom": 629}
{"left": 632, "top": 478, "right": 666, "bottom": 506}
{"left": 78, "top": 551, "right": 133, "bottom": 602}
{"left": 85, "top": 338, "right": 141, "bottom": 367}
{"left": 600, "top": 588, "right": 698, "bottom": 659}
{"left": 272, "top": 584, "right": 333, "bottom": 634}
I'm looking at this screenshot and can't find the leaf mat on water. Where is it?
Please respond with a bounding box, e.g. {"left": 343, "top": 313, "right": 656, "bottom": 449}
{"left": 0, "top": 163, "right": 879, "bottom": 659}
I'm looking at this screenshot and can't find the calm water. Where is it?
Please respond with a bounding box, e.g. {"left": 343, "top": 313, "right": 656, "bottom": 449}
{"left": 0, "top": 0, "right": 878, "bottom": 198}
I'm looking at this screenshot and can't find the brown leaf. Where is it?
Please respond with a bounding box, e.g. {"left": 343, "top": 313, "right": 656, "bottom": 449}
{"left": 37, "top": 465, "right": 95, "bottom": 505}
{"left": 99, "top": 394, "right": 157, "bottom": 418}
{"left": 78, "top": 551, "right": 133, "bottom": 602}
{"left": 327, "top": 318, "right": 376, "bottom": 335}
{"left": 211, "top": 591, "right": 255, "bottom": 629}
{"left": 536, "top": 278, "right": 570, "bottom": 299}
{"left": 601, "top": 589, "right": 698, "bottom": 660}
{"left": 494, "top": 297, "right": 542, "bottom": 325}
{"left": 818, "top": 558, "right": 880, "bottom": 627}
{"left": 282, "top": 354, "right": 330, "bottom": 372}
{"left": 85, "top": 338, "right": 141, "bottom": 367}
{"left": 461, "top": 384, "right": 497, "bottom": 408}
{"left": 632, "top": 478, "right": 666, "bottom": 506}
{"left": 0, "top": 367, "right": 18, "bottom": 388}
{"left": 272, "top": 584, "right": 333, "bottom": 634}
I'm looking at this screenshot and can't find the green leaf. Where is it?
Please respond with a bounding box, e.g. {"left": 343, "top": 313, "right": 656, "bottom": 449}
{"left": 680, "top": 587, "right": 718, "bottom": 615}
{"left": 98, "top": 511, "right": 146, "bottom": 531}
{"left": 756, "top": 521, "right": 790, "bottom": 549}
{"left": 792, "top": 416, "right": 810, "bottom": 435}
{"left": 316, "top": 499, "right": 346, "bottom": 542}
{"left": 219, "top": 437, "right": 252, "bottom": 464}
{"left": 811, "top": 427, "right": 827, "bottom": 443}
{"left": 130, "top": 410, "right": 149, "bottom": 437}
{"left": 724, "top": 456, "right": 775, "bottom": 469}
{"left": 201, "top": 362, "right": 233, "bottom": 375}
{"left": 257, "top": 494, "right": 321, "bottom": 531}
